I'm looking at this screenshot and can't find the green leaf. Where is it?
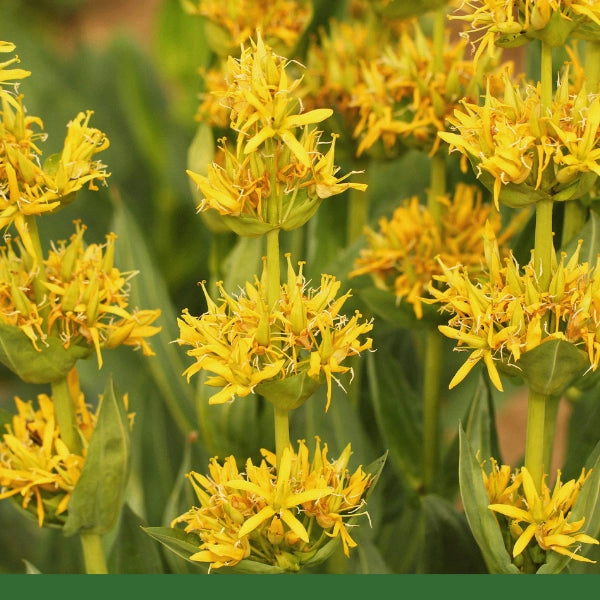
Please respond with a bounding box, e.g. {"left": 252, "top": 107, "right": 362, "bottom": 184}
{"left": 107, "top": 503, "right": 164, "bottom": 574}
{"left": 63, "top": 377, "right": 131, "bottom": 537}
{"left": 0, "top": 323, "right": 90, "bottom": 384}
{"left": 515, "top": 338, "right": 589, "bottom": 397}
{"left": 562, "top": 209, "right": 600, "bottom": 264}
{"left": 222, "top": 236, "right": 265, "bottom": 293}
{"left": 255, "top": 371, "right": 323, "bottom": 410}
{"left": 142, "top": 526, "right": 205, "bottom": 568}
{"left": 463, "top": 374, "right": 502, "bottom": 466}
{"left": 458, "top": 425, "right": 520, "bottom": 574}
{"left": 366, "top": 351, "right": 423, "bottom": 489}
{"left": 111, "top": 195, "right": 196, "bottom": 435}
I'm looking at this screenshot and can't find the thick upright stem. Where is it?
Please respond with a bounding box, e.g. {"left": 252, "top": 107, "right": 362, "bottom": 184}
{"left": 534, "top": 199, "right": 553, "bottom": 292}
{"left": 273, "top": 406, "right": 290, "bottom": 470}
{"left": 51, "top": 375, "right": 82, "bottom": 455}
{"left": 265, "top": 155, "right": 289, "bottom": 469}
{"left": 427, "top": 153, "right": 446, "bottom": 223}
{"left": 80, "top": 533, "right": 108, "bottom": 574}
{"left": 346, "top": 185, "right": 369, "bottom": 243}
{"left": 423, "top": 328, "right": 443, "bottom": 491}
{"left": 542, "top": 395, "right": 560, "bottom": 478}
{"left": 524, "top": 390, "right": 547, "bottom": 493}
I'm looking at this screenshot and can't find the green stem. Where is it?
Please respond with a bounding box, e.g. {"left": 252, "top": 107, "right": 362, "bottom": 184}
{"left": 80, "top": 533, "right": 108, "bottom": 574}
{"left": 265, "top": 150, "right": 289, "bottom": 469}
{"left": 542, "top": 395, "right": 560, "bottom": 479}
{"left": 432, "top": 6, "right": 446, "bottom": 75}
{"left": 585, "top": 40, "right": 600, "bottom": 94}
{"left": 540, "top": 41, "right": 553, "bottom": 114}
{"left": 534, "top": 199, "right": 553, "bottom": 292}
{"left": 24, "top": 215, "right": 49, "bottom": 316}
{"left": 51, "top": 374, "right": 82, "bottom": 455}
{"left": 427, "top": 153, "right": 446, "bottom": 223}
{"left": 524, "top": 390, "right": 547, "bottom": 493}
{"left": 423, "top": 328, "right": 443, "bottom": 491}
{"left": 346, "top": 185, "right": 369, "bottom": 243}
{"left": 273, "top": 406, "right": 290, "bottom": 470}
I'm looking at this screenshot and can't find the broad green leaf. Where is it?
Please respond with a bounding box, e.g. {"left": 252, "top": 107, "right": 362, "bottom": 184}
{"left": 355, "top": 538, "right": 393, "bottom": 574}
{"left": 458, "top": 425, "right": 520, "bottom": 574}
{"left": 0, "top": 323, "right": 90, "bottom": 384}
{"left": 63, "top": 378, "right": 131, "bottom": 537}
{"left": 365, "top": 351, "right": 423, "bottom": 489}
{"left": 463, "top": 374, "right": 502, "bottom": 466}
{"left": 562, "top": 209, "right": 600, "bottom": 264}
{"left": 515, "top": 338, "right": 588, "bottom": 397}
{"left": 142, "top": 526, "right": 205, "bottom": 568}
{"left": 256, "top": 371, "right": 323, "bottom": 411}
{"left": 222, "top": 236, "right": 265, "bottom": 293}
{"left": 107, "top": 503, "right": 163, "bottom": 574}
{"left": 111, "top": 196, "right": 196, "bottom": 435}
{"left": 420, "top": 495, "right": 487, "bottom": 574}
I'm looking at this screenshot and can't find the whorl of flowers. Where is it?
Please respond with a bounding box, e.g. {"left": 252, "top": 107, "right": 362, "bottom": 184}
{"left": 440, "top": 62, "right": 600, "bottom": 209}
{"left": 182, "top": 0, "right": 313, "bottom": 56}
{"left": 177, "top": 256, "right": 373, "bottom": 410}
{"left": 350, "top": 183, "right": 525, "bottom": 320}
{"left": 0, "top": 42, "right": 109, "bottom": 260}
{"left": 0, "top": 222, "right": 161, "bottom": 368}
{"left": 310, "top": 20, "right": 510, "bottom": 159}
{"left": 427, "top": 222, "right": 600, "bottom": 392}
{"left": 171, "top": 438, "right": 373, "bottom": 572}
{"left": 187, "top": 33, "right": 367, "bottom": 233}
{"left": 480, "top": 457, "right": 599, "bottom": 566}
{"left": 452, "top": 0, "right": 600, "bottom": 64}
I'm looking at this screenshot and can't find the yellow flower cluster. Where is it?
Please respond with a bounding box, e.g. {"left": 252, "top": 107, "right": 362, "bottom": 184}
{"left": 427, "top": 222, "right": 600, "bottom": 391}
{"left": 0, "top": 43, "right": 109, "bottom": 260}
{"left": 350, "top": 183, "right": 524, "bottom": 320}
{"left": 303, "top": 19, "right": 508, "bottom": 159}
{"left": 0, "top": 222, "right": 161, "bottom": 368}
{"left": 172, "top": 438, "right": 373, "bottom": 572}
{"left": 188, "top": 34, "right": 367, "bottom": 232}
{"left": 178, "top": 256, "right": 373, "bottom": 410}
{"left": 440, "top": 66, "right": 600, "bottom": 208}
{"left": 481, "top": 458, "right": 599, "bottom": 565}
{"left": 182, "top": 0, "right": 313, "bottom": 56}
{"left": 453, "top": 0, "right": 600, "bottom": 62}
{"left": 0, "top": 370, "right": 96, "bottom": 526}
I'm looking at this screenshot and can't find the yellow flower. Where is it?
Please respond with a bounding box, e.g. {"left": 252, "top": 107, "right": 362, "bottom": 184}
{"left": 350, "top": 183, "right": 525, "bottom": 320}
{"left": 338, "top": 20, "right": 510, "bottom": 159}
{"left": 171, "top": 438, "right": 374, "bottom": 571}
{"left": 182, "top": 0, "right": 312, "bottom": 56}
{"left": 0, "top": 43, "right": 109, "bottom": 258}
{"left": 0, "top": 368, "right": 132, "bottom": 527}
{"left": 187, "top": 33, "right": 367, "bottom": 233}
{"left": 427, "top": 222, "right": 600, "bottom": 391}
{"left": 0, "top": 222, "right": 161, "bottom": 370}
{"left": 177, "top": 258, "right": 373, "bottom": 410}
{"left": 0, "top": 41, "right": 31, "bottom": 83}
{"left": 452, "top": 0, "right": 600, "bottom": 60}
{"left": 488, "top": 466, "right": 599, "bottom": 565}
